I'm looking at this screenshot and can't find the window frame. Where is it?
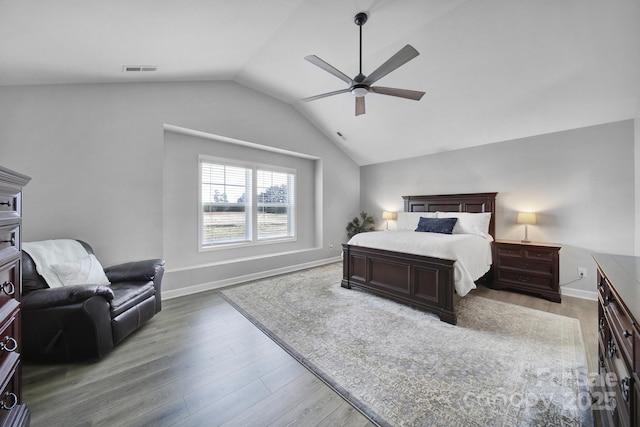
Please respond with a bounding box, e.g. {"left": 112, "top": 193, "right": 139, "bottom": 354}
{"left": 199, "top": 155, "right": 297, "bottom": 251}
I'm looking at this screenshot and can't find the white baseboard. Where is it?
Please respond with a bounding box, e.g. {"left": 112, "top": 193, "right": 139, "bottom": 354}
{"left": 561, "top": 287, "right": 597, "bottom": 301}
{"left": 162, "top": 256, "right": 342, "bottom": 300}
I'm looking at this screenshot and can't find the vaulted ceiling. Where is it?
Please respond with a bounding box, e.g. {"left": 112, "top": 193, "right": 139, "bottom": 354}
{"left": 1, "top": 0, "right": 638, "bottom": 165}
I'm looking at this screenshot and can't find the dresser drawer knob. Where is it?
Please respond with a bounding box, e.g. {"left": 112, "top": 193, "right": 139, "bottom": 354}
{"left": 599, "top": 317, "right": 605, "bottom": 331}
{"left": 623, "top": 329, "right": 631, "bottom": 339}
{"left": 0, "top": 336, "right": 17, "bottom": 353}
{"left": 0, "top": 392, "right": 17, "bottom": 410}
{"left": 518, "top": 276, "right": 530, "bottom": 283}
{"left": 608, "top": 340, "right": 618, "bottom": 358}
{"left": 604, "top": 295, "right": 614, "bottom": 305}
{"left": 0, "top": 201, "right": 11, "bottom": 207}
{"left": 0, "top": 281, "right": 14, "bottom": 296}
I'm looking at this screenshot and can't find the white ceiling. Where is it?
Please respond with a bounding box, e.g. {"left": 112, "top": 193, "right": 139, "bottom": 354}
{"left": 2, "top": 0, "right": 639, "bottom": 165}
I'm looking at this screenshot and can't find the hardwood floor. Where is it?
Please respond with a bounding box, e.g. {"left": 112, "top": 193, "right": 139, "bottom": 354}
{"left": 22, "top": 280, "right": 598, "bottom": 427}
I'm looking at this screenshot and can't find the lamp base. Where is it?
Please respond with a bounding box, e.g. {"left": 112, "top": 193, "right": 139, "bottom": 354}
{"left": 521, "top": 239, "right": 531, "bottom": 243}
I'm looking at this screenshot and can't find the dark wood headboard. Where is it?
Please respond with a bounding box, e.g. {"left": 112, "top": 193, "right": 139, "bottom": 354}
{"left": 402, "top": 192, "right": 497, "bottom": 238}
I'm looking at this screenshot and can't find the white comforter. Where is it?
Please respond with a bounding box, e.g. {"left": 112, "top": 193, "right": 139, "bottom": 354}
{"left": 346, "top": 231, "right": 492, "bottom": 296}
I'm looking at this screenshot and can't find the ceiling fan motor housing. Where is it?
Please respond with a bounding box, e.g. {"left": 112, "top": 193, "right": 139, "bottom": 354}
{"left": 354, "top": 12, "right": 368, "bottom": 26}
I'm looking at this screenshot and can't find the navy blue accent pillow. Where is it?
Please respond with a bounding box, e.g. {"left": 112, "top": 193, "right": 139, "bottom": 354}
{"left": 415, "top": 217, "right": 458, "bottom": 234}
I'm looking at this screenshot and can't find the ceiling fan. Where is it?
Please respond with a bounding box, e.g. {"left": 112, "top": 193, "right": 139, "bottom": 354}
{"left": 302, "top": 12, "right": 425, "bottom": 116}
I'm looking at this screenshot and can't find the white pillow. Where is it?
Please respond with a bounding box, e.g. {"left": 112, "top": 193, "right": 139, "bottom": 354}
{"left": 50, "top": 254, "right": 111, "bottom": 286}
{"left": 396, "top": 212, "right": 437, "bottom": 230}
{"left": 436, "top": 212, "right": 492, "bottom": 239}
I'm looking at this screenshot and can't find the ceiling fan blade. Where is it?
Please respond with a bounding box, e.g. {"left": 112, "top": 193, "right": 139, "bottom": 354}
{"left": 302, "top": 88, "right": 351, "bottom": 102}
{"left": 355, "top": 96, "right": 366, "bottom": 116}
{"left": 363, "top": 45, "right": 420, "bottom": 85}
{"left": 370, "top": 86, "right": 425, "bottom": 101}
{"left": 304, "top": 55, "right": 353, "bottom": 85}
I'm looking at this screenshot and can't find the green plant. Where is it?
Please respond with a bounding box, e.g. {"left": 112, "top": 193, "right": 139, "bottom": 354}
{"left": 346, "top": 211, "right": 375, "bottom": 238}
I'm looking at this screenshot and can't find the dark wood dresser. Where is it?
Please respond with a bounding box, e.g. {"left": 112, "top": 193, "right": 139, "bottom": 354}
{"left": 0, "top": 166, "right": 30, "bottom": 426}
{"left": 492, "top": 240, "right": 561, "bottom": 302}
{"left": 593, "top": 253, "right": 640, "bottom": 427}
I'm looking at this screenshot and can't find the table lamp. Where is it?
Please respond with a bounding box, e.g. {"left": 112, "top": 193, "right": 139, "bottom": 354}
{"left": 382, "top": 211, "right": 396, "bottom": 231}
{"left": 516, "top": 212, "right": 537, "bottom": 243}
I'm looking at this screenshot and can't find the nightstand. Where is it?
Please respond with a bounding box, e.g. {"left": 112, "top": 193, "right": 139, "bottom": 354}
{"left": 492, "top": 240, "right": 561, "bottom": 302}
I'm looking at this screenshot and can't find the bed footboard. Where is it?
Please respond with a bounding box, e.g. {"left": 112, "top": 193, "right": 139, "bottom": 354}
{"left": 342, "top": 244, "right": 457, "bottom": 324}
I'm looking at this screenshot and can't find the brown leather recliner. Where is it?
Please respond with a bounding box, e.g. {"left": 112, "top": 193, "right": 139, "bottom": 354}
{"left": 21, "top": 240, "right": 165, "bottom": 362}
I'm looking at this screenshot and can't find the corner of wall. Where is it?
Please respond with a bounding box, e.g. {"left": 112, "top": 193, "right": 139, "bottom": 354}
{"left": 635, "top": 116, "right": 640, "bottom": 255}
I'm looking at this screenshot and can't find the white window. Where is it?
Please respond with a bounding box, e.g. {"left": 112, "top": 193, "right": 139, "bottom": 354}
{"left": 256, "top": 169, "right": 295, "bottom": 240}
{"left": 200, "top": 156, "right": 296, "bottom": 249}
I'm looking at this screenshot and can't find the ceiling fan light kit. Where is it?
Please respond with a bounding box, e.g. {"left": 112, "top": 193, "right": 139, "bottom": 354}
{"left": 351, "top": 85, "right": 368, "bottom": 97}
{"left": 303, "top": 12, "right": 425, "bottom": 116}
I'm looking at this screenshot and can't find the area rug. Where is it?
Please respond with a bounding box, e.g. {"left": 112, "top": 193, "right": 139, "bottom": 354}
{"left": 219, "top": 263, "right": 593, "bottom": 427}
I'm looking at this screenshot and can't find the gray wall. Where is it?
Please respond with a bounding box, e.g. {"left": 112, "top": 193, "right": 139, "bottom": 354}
{"left": 1, "top": 79, "right": 635, "bottom": 300}
{"left": 636, "top": 118, "right": 640, "bottom": 256}
{"left": 360, "top": 120, "right": 636, "bottom": 299}
{"left": 0, "top": 81, "right": 360, "bottom": 296}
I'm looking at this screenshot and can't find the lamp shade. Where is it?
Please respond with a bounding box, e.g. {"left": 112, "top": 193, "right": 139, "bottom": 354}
{"left": 382, "top": 211, "right": 396, "bottom": 220}
{"left": 516, "top": 212, "right": 537, "bottom": 225}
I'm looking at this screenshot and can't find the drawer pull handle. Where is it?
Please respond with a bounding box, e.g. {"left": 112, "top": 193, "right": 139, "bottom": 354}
{"left": 0, "top": 237, "right": 15, "bottom": 246}
{"left": 608, "top": 340, "right": 617, "bottom": 358}
{"left": 0, "top": 201, "right": 11, "bottom": 207}
{"left": 518, "top": 276, "right": 530, "bottom": 283}
{"left": 605, "top": 295, "right": 614, "bottom": 305}
{"left": 609, "top": 397, "right": 617, "bottom": 417}
{"left": 599, "top": 355, "right": 605, "bottom": 369}
{"left": 599, "top": 317, "right": 605, "bottom": 331}
{"left": 0, "top": 392, "right": 17, "bottom": 410}
{"left": 623, "top": 329, "right": 631, "bottom": 339}
{"left": 0, "top": 336, "right": 17, "bottom": 353}
{"left": 518, "top": 263, "right": 529, "bottom": 269}
{"left": 621, "top": 377, "right": 631, "bottom": 402}
{"left": 0, "top": 281, "right": 15, "bottom": 296}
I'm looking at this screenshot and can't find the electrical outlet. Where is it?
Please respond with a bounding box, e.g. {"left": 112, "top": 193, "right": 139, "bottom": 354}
{"left": 578, "top": 267, "right": 587, "bottom": 279}
{"left": 329, "top": 243, "right": 334, "bottom": 249}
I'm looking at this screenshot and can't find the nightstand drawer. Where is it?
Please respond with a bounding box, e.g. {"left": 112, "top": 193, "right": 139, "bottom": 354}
{"left": 495, "top": 246, "right": 524, "bottom": 258}
{"left": 495, "top": 269, "right": 555, "bottom": 291}
{"left": 524, "top": 248, "right": 554, "bottom": 261}
{"left": 499, "top": 258, "right": 553, "bottom": 275}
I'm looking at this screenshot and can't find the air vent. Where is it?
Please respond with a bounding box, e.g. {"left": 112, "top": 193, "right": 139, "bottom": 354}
{"left": 122, "top": 65, "right": 158, "bottom": 72}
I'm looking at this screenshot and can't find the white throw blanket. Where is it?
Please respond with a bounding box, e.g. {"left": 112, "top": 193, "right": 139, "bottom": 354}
{"left": 346, "top": 231, "right": 493, "bottom": 296}
{"left": 22, "top": 239, "right": 89, "bottom": 288}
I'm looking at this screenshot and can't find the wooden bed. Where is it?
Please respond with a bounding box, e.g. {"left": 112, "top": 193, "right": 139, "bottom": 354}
{"left": 341, "top": 192, "right": 497, "bottom": 325}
